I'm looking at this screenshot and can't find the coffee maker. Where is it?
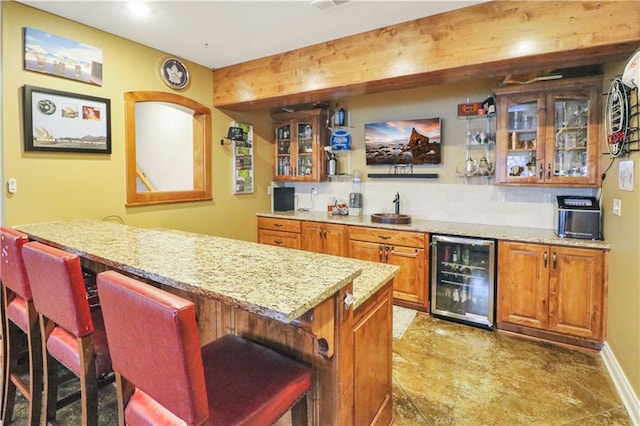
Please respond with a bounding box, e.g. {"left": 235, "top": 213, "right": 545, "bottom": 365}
{"left": 348, "top": 170, "right": 363, "bottom": 216}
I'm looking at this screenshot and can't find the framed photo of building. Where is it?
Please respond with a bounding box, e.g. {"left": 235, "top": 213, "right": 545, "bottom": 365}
{"left": 23, "top": 85, "right": 111, "bottom": 154}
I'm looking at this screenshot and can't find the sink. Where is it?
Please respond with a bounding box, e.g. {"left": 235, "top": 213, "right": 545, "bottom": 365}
{"left": 371, "top": 213, "right": 412, "bottom": 225}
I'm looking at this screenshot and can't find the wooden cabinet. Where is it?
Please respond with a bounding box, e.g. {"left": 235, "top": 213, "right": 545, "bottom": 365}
{"left": 497, "top": 241, "right": 606, "bottom": 348}
{"left": 272, "top": 109, "right": 328, "bottom": 182}
{"left": 257, "top": 217, "right": 301, "bottom": 249}
{"left": 352, "top": 280, "right": 394, "bottom": 425}
{"left": 301, "top": 221, "right": 348, "bottom": 257}
{"left": 348, "top": 226, "right": 428, "bottom": 311}
{"left": 494, "top": 76, "right": 602, "bottom": 187}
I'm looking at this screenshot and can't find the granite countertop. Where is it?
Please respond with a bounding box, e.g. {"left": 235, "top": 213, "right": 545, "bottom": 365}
{"left": 257, "top": 211, "right": 611, "bottom": 250}
{"left": 15, "top": 219, "right": 398, "bottom": 323}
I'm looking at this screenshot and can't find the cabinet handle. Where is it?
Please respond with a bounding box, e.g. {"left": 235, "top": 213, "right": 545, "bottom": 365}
{"left": 384, "top": 246, "right": 390, "bottom": 262}
{"left": 547, "top": 163, "right": 551, "bottom": 180}
{"left": 323, "top": 228, "right": 327, "bottom": 239}
{"left": 274, "top": 223, "right": 283, "bottom": 228}
{"left": 552, "top": 253, "right": 557, "bottom": 269}
{"left": 390, "top": 248, "right": 419, "bottom": 258}
{"left": 378, "top": 245, "right": 384, "bottom": 262}
{"left": 544, "top": 251, "right": 548, "bottom": 268}
{"left": 539, "top": 164, "right": 543, "bottom": 179}
{"left": 274, "top": 240, "right": 283, "bottom": 245}
{"left": 377, "top": 235, "right": 391, "bottom": 240}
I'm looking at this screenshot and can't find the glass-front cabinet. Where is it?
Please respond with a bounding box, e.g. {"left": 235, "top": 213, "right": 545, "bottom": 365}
{"left": 495, "top": 76, "right": 602, "bottom": 187}
{"left": 272, "top": 109, "right": 328, "bottom": 182}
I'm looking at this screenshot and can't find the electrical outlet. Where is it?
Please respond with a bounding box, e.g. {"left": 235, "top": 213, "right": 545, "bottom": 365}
{"left": 311, "top": 186, "right": 319, "bottom": 195}
{"left": 613, "top": 198, "right": 622, "bottom": 216}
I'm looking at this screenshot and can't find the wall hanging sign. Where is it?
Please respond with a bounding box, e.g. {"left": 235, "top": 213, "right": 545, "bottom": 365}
{"left": 160, "top": 58, "right": 190, "bottom": 90}
{"left": 23, "top": 85, "right": 111, "bottom": 154}
{"left": 24, "top": 27, "right": 103, "bottom": 86}
{"left": 231, "top": 122, "right": 254, "bottom": 194}
{"left": 330, "top": 128, "right": 351, "bottom": 150}
{"left": 618, "top": 160, "right": 634, "bottom": 191}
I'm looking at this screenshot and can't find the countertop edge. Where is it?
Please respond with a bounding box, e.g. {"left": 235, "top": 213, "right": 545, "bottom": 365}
{"left": 257, "top": 211, "right": 611, "bottom": 250}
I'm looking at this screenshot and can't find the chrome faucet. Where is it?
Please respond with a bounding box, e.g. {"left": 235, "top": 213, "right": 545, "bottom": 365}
{"left": 393, "top": 191, "right": 400, "bottom": 214}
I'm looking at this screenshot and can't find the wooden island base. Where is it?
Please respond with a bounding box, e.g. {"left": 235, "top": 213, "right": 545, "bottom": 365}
{"left": 168, "top": 279, "right": 395, "bottom": 425}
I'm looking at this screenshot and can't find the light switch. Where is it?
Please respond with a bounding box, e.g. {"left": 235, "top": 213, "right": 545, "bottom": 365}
{"left": 613, "top": 198, "right": 622, "bottom": 216}
{"left": 7, "top": 178, "right": 17, "bottom": 194}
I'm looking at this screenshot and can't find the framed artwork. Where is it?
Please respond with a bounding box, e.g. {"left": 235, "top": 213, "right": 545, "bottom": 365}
{"left": 23, "top": 85, "right": 111, "bottom": 154}
{"left": 24, "top": 27, "right": 103, "bottom": 86}
{"left": 365, "top": 117, "right": 442, "bottom": 165}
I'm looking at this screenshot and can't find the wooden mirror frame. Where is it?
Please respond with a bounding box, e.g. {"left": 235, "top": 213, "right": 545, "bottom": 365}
{"left": 125, "top": 91, "right": 212, "bottom": 206}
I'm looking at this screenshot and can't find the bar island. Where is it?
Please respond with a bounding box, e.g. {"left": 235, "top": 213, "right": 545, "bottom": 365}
{"left": 15, "top": 219, "right": 399, "bottom": 425}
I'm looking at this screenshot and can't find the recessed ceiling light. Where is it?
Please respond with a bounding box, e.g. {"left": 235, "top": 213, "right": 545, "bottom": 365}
{"left": 128, "top": 2, "right": 150, "bottom": 17}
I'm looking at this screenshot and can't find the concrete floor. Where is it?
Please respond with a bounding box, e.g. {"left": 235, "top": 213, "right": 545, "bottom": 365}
{"left": 8, "top": 312, "right": 632, "bottom": 425}
{"left": 392, "top": 313, "right": 632, "bottom": 425}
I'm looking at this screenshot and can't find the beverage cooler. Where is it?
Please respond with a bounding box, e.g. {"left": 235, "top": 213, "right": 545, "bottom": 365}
{"left": 430, "top": 234, "right": 496, "bottom": 329}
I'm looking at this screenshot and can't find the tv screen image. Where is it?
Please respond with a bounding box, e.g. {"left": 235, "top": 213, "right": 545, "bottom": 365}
{"left": 365, "top": 117, "right": 441, "bottom": 165}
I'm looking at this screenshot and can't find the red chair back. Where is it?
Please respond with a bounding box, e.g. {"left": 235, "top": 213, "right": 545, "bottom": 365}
{"left": 1, "top": 227, "right": 33, "bottom": 300}
{"left": 22, "top": 242, "right": 94, "bottom": 338}
{"left": 97, "top": 270, "right": 209, "bottom": 425}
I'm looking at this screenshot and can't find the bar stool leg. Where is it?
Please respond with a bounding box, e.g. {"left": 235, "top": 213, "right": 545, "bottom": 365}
{"left": 2, "top": 292, "right": 42, "bottom": 426}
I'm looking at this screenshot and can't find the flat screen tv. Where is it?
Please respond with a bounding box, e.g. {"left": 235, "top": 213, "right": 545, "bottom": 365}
{"left": 365, "top": 117, "right": 441, "bottom": 165}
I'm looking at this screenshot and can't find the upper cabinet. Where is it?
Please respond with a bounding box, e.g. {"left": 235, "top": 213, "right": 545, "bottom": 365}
{"left": 272, "top": 109, "right": 328, "bottom": 182}
{"left": 494, "top": 76, "right": 602, "bottom": 187}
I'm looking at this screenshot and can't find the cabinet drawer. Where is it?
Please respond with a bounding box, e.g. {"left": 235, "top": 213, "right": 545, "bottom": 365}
{"left": 349, "top": 226, "right": 425, "bottom": 247}
{"left": 258, "top": 229, "right": 301, "bottom": 249}
{"left": 257, "top": 217, "right": 301, "bottom": 233}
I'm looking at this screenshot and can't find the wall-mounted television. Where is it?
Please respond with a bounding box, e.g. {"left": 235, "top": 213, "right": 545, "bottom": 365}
{"left": 365, "top": 117, "right": 442, "bottom": 165}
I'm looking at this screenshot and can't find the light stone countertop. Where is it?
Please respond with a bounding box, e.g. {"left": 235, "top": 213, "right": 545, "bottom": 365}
{"left": 15, "top": 219, "right": 398, "bottom": 323}
{"left": 257, "top": 211, "right": 611, "bottom": 250}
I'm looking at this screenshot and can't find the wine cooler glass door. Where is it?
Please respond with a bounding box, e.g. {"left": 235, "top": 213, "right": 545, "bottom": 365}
{"left": 431, "top": 235, "right": 496, "bottom": 329}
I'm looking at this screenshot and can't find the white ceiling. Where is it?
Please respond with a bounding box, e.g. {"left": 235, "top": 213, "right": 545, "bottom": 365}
{"left": 19, "top": 0, "right": 485, "bottom": 69}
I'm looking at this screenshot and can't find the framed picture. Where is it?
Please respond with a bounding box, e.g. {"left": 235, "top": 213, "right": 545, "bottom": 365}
{"left": 23, "top": 85, "right": 111, "bottom": 153}
{"left": 365, "top": 117, "right": 442, "bottom": 165}
{"left": 24, "top": 27, "right": 103, "bottom": 86}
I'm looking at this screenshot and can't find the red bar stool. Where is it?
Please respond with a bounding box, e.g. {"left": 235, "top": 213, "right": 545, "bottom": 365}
{"left": 21, "top": 241, "right": 113, "bottom": 425}
{"left": 0, "top": 227, "right": 43, "bottom": 425}
{"left": 97, "top": 270, "right": 313, "bottom": 425}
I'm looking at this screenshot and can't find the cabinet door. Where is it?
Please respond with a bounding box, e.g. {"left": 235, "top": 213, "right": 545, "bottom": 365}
{"left": 258, "top": 229, "right": 301, "bottom": 250}
{"left": 545, "top": 83, "right": 600, "bottom": 186}
{"left": 495, "top": 92, "right": 546, "bottom": 184}
{"left": 386, "top": 246, "right": 427, "bottom": 306}
{"left": 349, "top": 240, "right": 384, "bottom": 263}
{"left": 323, "top": 223, "right": 348, "bottom": 257}
{"left": 548, "top": 246, "right": 604, "bottom": 340}
{"left": 353, "top": 283, "right": 393, "bottom": 426}
{"left": 497, "top": 241, "right": 549, "bottom": 329}
{"left": 274, "top": 121, "right": 295, "bottom": 180}
{"left": 301, "top": 221, "right": 324, "bottom": 253}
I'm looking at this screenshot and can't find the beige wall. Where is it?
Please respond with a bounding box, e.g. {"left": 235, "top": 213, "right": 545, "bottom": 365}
{"left": 601, "top": 61, "right": 640, "bottom": 397}
{"left": 1, "top": 1, "right": 272, "bottom": 241}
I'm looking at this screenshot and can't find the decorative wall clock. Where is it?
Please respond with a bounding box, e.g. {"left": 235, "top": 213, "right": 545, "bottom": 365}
{"left": 160, "top": 58, "right": 189, "bottom": 90}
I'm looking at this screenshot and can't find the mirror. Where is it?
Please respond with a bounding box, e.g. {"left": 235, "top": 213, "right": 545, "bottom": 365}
{"left": 125, "top": 91, "right": 212, "bottom": 206}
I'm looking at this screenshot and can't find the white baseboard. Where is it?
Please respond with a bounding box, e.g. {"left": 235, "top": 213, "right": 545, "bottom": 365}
{"left": 601, "top": 342, "right": 640, "bottom": 425}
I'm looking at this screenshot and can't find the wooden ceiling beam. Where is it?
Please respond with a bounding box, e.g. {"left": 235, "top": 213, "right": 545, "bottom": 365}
{"left": 212, "top": 1, "right": 640, "bottom": 111}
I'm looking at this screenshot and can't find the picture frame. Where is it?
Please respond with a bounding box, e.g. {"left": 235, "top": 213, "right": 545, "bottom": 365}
{"left": 24, "top": 27, "right": 103, "bottom": 86}
{"left": 23, "top": 85, "right": 111, "bottom": 154}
